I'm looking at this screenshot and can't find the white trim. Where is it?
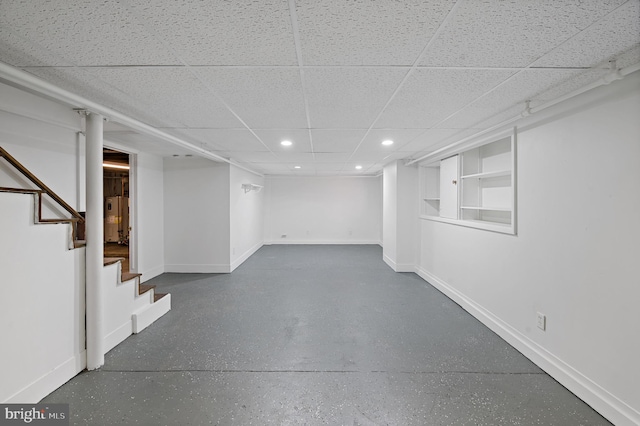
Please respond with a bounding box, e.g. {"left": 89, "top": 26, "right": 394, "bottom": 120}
{"left": 383, "top": 254, "right": 414, "bottom": 272}
{"left": 414, "top": 266, "right": 640, "bottom": 426}
{"left": 4, "top": 352, "right": 86, "bottom": 403}
{"left": 132, "top": 294, "right": 171, "bottom": 334}
{"left": 230, "top": 242, "right": 263, "bottom": 272}
{"left": 383, "top": 253, "right": 397, "bottom": 271}
{"left": 164, "top": 264, "right": 231, "bottom": 273}
{"left": 266, "top": 239, "right": 381, "bottom": 245}
{"left": 419, "top": 215, "right": 515, "bottom": 235}
{"left": 104, "top": 320, "right": 132, "bottom": 353}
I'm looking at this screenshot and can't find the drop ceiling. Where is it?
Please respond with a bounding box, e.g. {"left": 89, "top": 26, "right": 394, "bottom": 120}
{"left": 0, "top": 0, "right": 638, "bottom": 176}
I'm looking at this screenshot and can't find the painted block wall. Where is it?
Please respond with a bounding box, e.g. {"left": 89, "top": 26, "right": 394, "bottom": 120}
{"left": 230, "top": 165, "right": 264, "bottom": 271}
{"left": 264, "top": 176, "right": 382, "bottom": 244}
{"left": 163, "top": 157, "right": 231, "bottom": 272}
{"left": 415, "top": 72, "right": 640, "bottom": 425}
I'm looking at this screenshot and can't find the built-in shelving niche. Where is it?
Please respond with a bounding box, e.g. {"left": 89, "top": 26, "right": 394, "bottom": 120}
{"left": 419, "top": 129, "right": 516, "bottom": 235}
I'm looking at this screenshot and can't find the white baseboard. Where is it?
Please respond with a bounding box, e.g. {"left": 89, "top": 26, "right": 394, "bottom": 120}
{"left": 266, "top": 239, "right": 381, "bottom": 245}
{"left": 383, "top": 254, "right": 415, "bottom": 273}
{"left": 132, "top": 293, "right": 171, "bottom": 334}
{"left": 164, "top": 264, "right": 230, "bottom": 273}
{"left": 415, "top": 266, "right": 640, "bottom": 426}
{"left": 230, "top": 241, "right": 263, "bottom": 272}
{"left": 6, "top": 351, "right": 86, "bottom": 403}
{"left": 104, "top": 320, "right": 132, "bottom": 353}
{"left": 383, "top": 253, "right": 397, "bottom": 271}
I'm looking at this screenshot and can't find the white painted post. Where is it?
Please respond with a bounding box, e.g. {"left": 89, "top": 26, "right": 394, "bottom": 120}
{"left": 85, "top": 112, "right": 104, "bottom": 370}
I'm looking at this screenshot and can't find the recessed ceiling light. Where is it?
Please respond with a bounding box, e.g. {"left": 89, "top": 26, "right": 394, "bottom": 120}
{"left": 281, "top": 140, "right": 292, "bottom": 146}
{"left": 382, "top": 139, "right": 394, "bottom": 146}
{"left": 355, "top": 165, "right": 363, "bottom": 170}
{"left": 294, "top": 166, "right": 301, "bottom": 169}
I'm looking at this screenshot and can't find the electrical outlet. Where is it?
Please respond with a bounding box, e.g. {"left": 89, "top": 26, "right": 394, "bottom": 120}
{"left": 537, "top": 312, "right": 546, "bottom": 331}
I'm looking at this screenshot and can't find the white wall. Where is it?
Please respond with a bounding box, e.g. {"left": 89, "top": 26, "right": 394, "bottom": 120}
{"left": 415, "top": 72, "right": 640, "bottom": 426}
{"left": 135, "top": 152, "right": 165, "bottom": 281}
{"left": 264, "top": 176, "right": 382, "bottom": 244}
{"left": 396, "top": 162, "right": 418, "bottom": 268}
{"left": 163, "top": 157, "right": 231, "bottom": 272}
{"left": 0, "top": 82, "right": 87, "bottom": 402}
{"left": 382, "top": 161, "right": 398, "bottom": 261}
{"left": 383, "top": 160, "right": 418, "bottom": 271}
{"left": 0, "top": 193, "right": 86, "bottom": 403}
{"left": 230, "top": 165, "right": 264, "bottom": 271}
{"left": 0, "top": 82, "right": 83, "bottom": 215}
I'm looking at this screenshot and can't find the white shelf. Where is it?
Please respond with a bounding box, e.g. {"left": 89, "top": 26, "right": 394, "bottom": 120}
{"left": 460, "top": 206, "right": 511, "bottom": 212}
{"left": 461, "top": 170, "right": 511, "bottom": 179}
{"left": 424, "top": 197, "right": 440, "bottom": 201}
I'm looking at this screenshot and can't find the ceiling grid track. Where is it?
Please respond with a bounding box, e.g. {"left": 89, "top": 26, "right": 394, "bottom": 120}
{"left": 340, "top": 0, "right": 464, "bottom": 173}
{"left": 117, "top": 0, "right": 277, "bottom": 167}
{"left": 394, "top": 0, "right": 636, "bottom": 160}
{"left": 288, "top": 0, "right": 317, "bottom": 173}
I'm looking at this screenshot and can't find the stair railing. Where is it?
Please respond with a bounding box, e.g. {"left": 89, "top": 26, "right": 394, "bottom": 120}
{"left": 0, "top": 146, "right": 85, "bottom": 244}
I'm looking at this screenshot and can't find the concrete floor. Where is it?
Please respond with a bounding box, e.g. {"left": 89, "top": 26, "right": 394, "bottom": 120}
{"left": 42, "top": 245, "right": 611, "bottom": 425}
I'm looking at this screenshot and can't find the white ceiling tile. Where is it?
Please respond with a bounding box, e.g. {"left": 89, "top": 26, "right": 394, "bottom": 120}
{"left": 23, "top": 67, "right": 175, "bottom": 127}
{"left": 295, "top": 0, "right": 455, "bottom": 65}
{"left": 82, "top": 67, "right": 243, "bottom": 128}
{"left": 395, "top": 128, "right": 465, "bottom": 152}
{"left": 175, "top": 129, "right": 269, "bottom": 153}
{"left": 271, "top": 152, "right": 316, "bottom": 163}
{"left": 356, "top": 128, "right": 427, "bottom": 153}
{"left": 421, "top": 0, "right": 627, "bottom": 67}
{"left": 305, "top": 67, "right": 408, "bottom": 128}
{"left": 533, "top": 1, "right": 640, "bottom": 68}
{"left": 194, "top": 67, "right": 308, "bottom": 129}
{"left": 129, "top": 0, "right": 297, "bottom": 65}
{"left": 0, "top": 0, "right": 180, "bottom": 66}
{"left": 0, "top": 28, "right": 71, "bottom": 67}
{"left": 374, "top": 68, "right": 516, "bottom": 129}
{"left": 439, "top": 69, "right": 609, "bottom": 129}
{"left": 615, "top": 44, "right": 640, "bottom": 69}
{"left": 533, "top": 69, "right": 611, "bottom": 103}
{"left": 310, "top": 129, "right": 368, "bottom": 153}
{"left": 312, "top": 152, "right": 352, "bottom": 162}
{"left": 1, "top": 1, "right": 638, "bottom": 178}
{"left": 349, "top": 151, "right": 393, "bottom": 163}
{"left": 251, "top": 129, "right": 312, "bottom": 153}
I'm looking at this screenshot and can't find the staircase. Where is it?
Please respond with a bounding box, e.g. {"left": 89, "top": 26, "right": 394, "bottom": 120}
{"left": 0, "top": 146, "right": 171, "bottom": 401}
{"left": 103, "top": 256, "right": 171, "bottom": 352}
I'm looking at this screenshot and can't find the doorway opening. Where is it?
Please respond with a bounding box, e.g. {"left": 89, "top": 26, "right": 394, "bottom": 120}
{"left": 103, "top": 148, "right": 131, "bottom": 272}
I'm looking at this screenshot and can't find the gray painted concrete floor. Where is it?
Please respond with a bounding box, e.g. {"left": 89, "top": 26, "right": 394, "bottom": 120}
{"left": 42, "top": 245, "right": 611, "bottom": 425}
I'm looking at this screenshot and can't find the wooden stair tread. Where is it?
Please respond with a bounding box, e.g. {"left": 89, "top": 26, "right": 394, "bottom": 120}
{"left": 104, "top": 257, "right": 125, "bottom": 266}
{"left": 154, "top": 293, "right": 168, "bottom": 302}
{"left": 122, "top": 272, "right": 142, "bottom": 282}
{"left": 138, "top": 284, "right": 155, "bottom": 295}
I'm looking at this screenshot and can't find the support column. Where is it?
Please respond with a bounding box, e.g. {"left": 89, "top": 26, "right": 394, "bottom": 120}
{"left": 85, "top": 112, "right": 104, "bottom": 370}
